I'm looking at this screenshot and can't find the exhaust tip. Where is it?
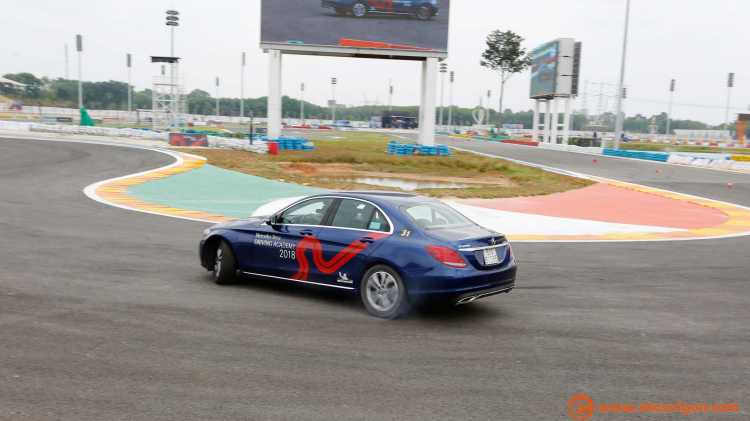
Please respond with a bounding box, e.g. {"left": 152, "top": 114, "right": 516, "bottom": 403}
{"left": 456, "top": 296, "right": 477, "bottom": 305}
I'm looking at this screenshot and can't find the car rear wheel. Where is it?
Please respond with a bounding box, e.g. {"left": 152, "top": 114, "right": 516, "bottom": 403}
{"left": 415, "top": 5, "right": 433, "bottom": 20}
{"left": 351, "top": 1, "right": 368, "bottom": 18}
{"left": 213, "top": 240, "right": 237, "bottom": 285}
{"left": 360, "top": 265, "right": 408, "bottom": 318}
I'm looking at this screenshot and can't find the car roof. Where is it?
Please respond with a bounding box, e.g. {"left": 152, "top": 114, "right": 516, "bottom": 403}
{"left": 313, "top": 191, "right": 434, "bottom": 206}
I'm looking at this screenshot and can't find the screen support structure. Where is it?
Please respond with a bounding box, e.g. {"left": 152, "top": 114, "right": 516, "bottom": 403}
{"left": 265, "top": 49, "right": 439, "bottom": 146}
{"left": 533, "top": 95, "right": 573, "bottom": 145}
{"left": 267, "top": 49, "right": 283, "bottom": 141}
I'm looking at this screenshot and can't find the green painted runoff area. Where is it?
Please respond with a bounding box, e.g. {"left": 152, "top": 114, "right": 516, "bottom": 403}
{"left": 127, "top": 164, "right": 326, "bottom": 218}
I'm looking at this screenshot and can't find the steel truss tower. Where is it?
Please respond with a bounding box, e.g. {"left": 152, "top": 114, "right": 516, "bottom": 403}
{"left": 151, "top": 56, "right": 186, "bottom": 132}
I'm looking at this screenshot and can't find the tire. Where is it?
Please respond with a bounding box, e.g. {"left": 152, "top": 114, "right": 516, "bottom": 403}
{"left": 415, "top": 5, "right": 434, "bottom": 20}
{"left": 213, "top": 240, "right": 237, "bottom": 285}
{"left": 335, "top": 8, "right": 348, "bottom": 16}
{"left": 360, "top": 265, "right": 408, "bottom": 318}
{"left": 351, "top": 1, "right": 369, "bottom": 18}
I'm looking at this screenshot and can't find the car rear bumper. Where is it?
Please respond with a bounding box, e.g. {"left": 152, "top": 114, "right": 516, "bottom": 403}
{"left": 405, "top": 263, "right": 517, "bottom": 303}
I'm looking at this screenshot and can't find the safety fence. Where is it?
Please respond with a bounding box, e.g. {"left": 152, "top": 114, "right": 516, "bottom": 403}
{"left": 0, "top": 122, "right": 269, "bottom": 154}
{"left": 668, "top": 154, "right": 750, "bottom": 171}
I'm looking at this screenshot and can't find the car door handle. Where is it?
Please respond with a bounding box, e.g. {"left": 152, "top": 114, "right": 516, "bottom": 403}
{"left": 300, "top": 229, "right": 315, "bottom": 236}
{"left": 359, "top": 237, "right": 375, "bottom": 243}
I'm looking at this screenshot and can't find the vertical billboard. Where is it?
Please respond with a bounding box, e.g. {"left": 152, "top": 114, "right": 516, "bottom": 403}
{"left": 529, "top": 40, "right": 558, "bottom": 98}
{"left": 260, "top": 0, "right": 451, "bottom": 57}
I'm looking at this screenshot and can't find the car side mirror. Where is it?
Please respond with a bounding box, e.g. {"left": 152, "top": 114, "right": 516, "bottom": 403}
{"left": 264, "top": 216, "right": 274, "bottom": 225}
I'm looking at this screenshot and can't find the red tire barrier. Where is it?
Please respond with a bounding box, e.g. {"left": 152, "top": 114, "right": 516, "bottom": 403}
{"left": 500, "top": 139, "right": 539, "bottom": 147}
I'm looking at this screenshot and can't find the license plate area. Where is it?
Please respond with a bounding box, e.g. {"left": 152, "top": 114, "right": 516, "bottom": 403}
{"left": 483, "top": 248, "right": 500, "bottom": 265}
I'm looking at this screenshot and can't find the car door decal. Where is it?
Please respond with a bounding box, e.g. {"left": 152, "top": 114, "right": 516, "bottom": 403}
{"left": 292, "top": 232, "right": 389, "bottom": 281}
{"left": 369, "top": 0, "right": 394, "bottom": 12}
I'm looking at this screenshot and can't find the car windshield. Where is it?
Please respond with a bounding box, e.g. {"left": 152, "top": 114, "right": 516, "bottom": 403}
{"left": 400, "top": 202, "right": 474, "bottom": 231}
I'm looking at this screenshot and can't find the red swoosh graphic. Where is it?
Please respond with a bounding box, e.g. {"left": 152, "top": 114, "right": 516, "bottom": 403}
{"left": 292, "top": 233, "right": 389, "bottom": 281}
{"left": 369, "top": 0, "right": 393, "bottom": 12}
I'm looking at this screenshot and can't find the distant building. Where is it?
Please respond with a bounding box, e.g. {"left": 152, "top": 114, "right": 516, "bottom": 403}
{"left": 327, "top": 100, "right": 346, "bottom": 109}
{"left": 371, "top": 110, "right": 418, "bottom": 129}
{"left": 673, "top": 129, "right": 731, "bottom": 140}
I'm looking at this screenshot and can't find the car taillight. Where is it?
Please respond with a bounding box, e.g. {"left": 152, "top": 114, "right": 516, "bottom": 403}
{"left": 509, "top": 244, "right": 515, "bottom": 261}
{"left": 426, "top": 246, "right": 467, "bottom": 268}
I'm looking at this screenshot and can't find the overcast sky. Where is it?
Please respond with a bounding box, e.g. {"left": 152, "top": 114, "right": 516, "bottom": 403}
{"left": 3, "top": 0, "right": 749, "bottom": 124}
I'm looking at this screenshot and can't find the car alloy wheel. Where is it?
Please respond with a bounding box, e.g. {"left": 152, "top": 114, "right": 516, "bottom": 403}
{"left": 214, "top": 247, "right": 222, "bottom": 280}
{"left": 366, "top": 271, "right": 399, "bottom": 312}
{"left": 416, "top": 5, "right": 432, "bottom": 20}
{"left": 352, "top": 2, "right": 368, "bottom": 17}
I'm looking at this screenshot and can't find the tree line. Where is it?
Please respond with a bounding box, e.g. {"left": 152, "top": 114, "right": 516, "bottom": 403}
{"left": 3, "top": 72, "right": 727, "bottom": 132}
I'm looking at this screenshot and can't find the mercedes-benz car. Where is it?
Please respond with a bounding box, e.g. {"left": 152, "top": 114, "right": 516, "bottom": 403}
{"left": 199, "top": 192, "right": 516, "bottom": 318}
{"left": 322, "top": 0, "right": 439, "bottom": 20}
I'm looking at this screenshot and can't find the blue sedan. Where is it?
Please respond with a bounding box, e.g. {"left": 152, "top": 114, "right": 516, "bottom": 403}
{"left": 199, "top": 192, "right": 516, "bottom": 318}
{"left": 322, "top": 0, "right": 439, "bottom": 20}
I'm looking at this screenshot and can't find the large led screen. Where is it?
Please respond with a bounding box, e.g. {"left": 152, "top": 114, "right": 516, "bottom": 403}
{"left": 261, "top": 0, "right": 451, "bottom": 54}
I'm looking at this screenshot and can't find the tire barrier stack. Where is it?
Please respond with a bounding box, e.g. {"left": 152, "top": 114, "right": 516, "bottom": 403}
{"left": 603, "top": 149, "right": 669, "bottom": 162}
{"left": 0, "top": 122, "right": 273, "bottom": 154}
{"left": 28, "top": 123, "right": 168, "bottom": 141}
{"left": 253, "top": 136, "right": 315, "bottom": 151}
{"left": 501, "top": 139, "right": 539, "bottom": 147}
{"left": 668, "top": 154, "right": 750, "bottom": 172}
{"left": 386, "top": 141, "right": 455, "bottom": 157}
{"left": 538, "top": 142, "right": 604, "bottom": 155}
{"left": 0, "top": 121, "right": 31, "bottom": 131}
{"left": 207, "top": 136, "right": 270, "bottom": 154}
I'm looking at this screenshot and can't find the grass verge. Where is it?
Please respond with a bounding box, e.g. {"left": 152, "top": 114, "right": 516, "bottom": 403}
{"left": 173, "top": 137, "right": 593, "bottom": 199}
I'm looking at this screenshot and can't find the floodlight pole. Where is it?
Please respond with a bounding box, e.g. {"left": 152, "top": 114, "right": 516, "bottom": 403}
{"left": 666, "top": 79, "right": 675, "bottom": 137}
{"left": 439, "top": 63, "right": 447, "bottom": 131}
{"left": 76, "top": 35, "right": 83, "bottom": 109}
{"left": 724, "top": 73, "right": 735, "bottom": 135}
{"left": 488, "top": 90, "right": 494, "bottom": 127}
{"left": 241, "top": 52, "right": 246, "bottom": 123}
{"left": 300, "top": 83, "right": 305, "bottom": 125}
{"left": 613, "top": 0, "right": 630, "bottom": 150}
{"left": 331, "top": 78, "right": 337, "bottom": 122}
{"left": 448, "top": 71, "right": 454, "bottom": 132}
{"left": 389, "top": 80, "right": 393, "bottom": 111}
{"left": 216, "top": 77, "right": 220, "bottom": 117}
{"left": 127, "top": 54, "right": 132, "bottom": 113}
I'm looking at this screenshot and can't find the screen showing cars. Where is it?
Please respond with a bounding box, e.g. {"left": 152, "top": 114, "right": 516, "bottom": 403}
{"left": 260, "top": 0, "right": 451, "bottom": 54}
{"left": 529, "top": 40, "right": 558, "bottom": 98}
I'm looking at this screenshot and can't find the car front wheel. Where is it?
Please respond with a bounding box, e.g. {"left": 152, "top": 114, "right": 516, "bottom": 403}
{"left": 213, "top": 240, "right": 237, "bottom": 285}
{"left": 351, "top": 1, "right": 369, "bottom": 18}
{"left": 360, "top": 265, "right": 408, "bottom": 318}
{"left": 415, "top": 5, "right": 434, "bottom": 20}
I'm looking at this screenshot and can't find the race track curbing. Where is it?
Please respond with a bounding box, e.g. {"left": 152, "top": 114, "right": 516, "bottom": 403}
{"left": 77, "top": 141, "right": 750, "bottom": 242}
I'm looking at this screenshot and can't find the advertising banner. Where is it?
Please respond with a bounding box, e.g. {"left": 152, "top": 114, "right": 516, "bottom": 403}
{"left": 260, "top": 0, "right": 451, "bottom": 57}
{"left": 56, "top": 117, "right": 73, "bottom": 122}
{"left": 168, "top": 133, "right": 208, "bottom": 147}
{"left": 503, "top": 124, "right": 524, "bottom": 130}
{"left": 530, "top": 40, "right": 558, "bottom": 98}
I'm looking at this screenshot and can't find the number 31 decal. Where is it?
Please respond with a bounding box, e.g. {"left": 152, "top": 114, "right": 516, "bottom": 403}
{"left": 400, "top": 227, "right": 412, "bottom": 238}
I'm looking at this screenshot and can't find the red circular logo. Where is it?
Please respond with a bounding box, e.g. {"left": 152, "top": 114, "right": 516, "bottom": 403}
{"left": 568, "top": 395, "right": 594, "bottom": 420}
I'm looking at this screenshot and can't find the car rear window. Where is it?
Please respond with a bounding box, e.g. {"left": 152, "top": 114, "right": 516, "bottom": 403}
{"left": 400, "top": 202, "right": 474, "bottom": 231}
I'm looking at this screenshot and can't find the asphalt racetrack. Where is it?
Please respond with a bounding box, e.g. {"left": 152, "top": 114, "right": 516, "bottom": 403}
{"left": 1, "top": 136, "right": 748, "bottom": 420}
